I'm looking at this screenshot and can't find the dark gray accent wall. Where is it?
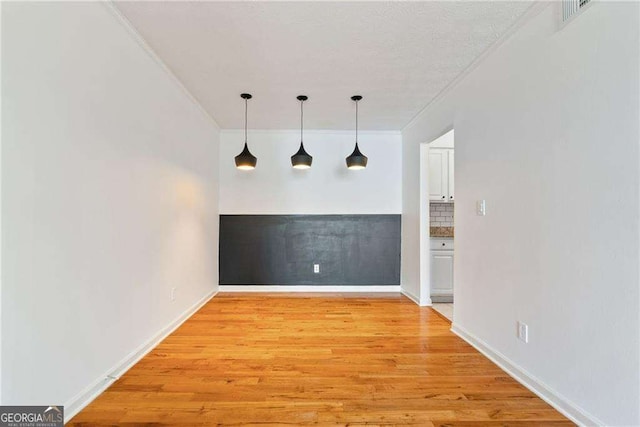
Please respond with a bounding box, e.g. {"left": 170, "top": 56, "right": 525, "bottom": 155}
{"left": 219, "top": 215, "right": 401, "bottom": 286}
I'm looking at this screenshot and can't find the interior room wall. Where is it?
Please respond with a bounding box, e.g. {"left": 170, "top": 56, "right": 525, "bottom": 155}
{"left": 219, "top": 130, "right": 401, "bottom": 214}
{"left": 428, "top": 129, "right": 454, "bottom": 149}
{"left": 402, "top": 2, "right": 639, "bottom": 425}
{"left": 2, "top": 1, "right": 220, "bottom": 414}
{"left": 0, "top": 3, "right": 3, "bottom": 403}
{"left": 219, "top": 130, "right": 402, "bottom": 289}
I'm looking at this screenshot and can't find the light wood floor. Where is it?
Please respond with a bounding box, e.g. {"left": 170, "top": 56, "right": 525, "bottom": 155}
{"left": 69, "top": 293, "right": 572, "bottom": 426}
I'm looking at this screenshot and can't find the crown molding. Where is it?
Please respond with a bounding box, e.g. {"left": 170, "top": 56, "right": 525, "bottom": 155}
{"left": 103, "top": 1, "right": 221, "bottom": 131}
{"left": 402, "top": 1, "right": 552, "bottom": 132}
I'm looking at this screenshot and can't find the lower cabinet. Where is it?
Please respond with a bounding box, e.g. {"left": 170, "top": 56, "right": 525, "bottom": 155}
{"left": 430, "top": 240, "right": 453, "bottom": 302}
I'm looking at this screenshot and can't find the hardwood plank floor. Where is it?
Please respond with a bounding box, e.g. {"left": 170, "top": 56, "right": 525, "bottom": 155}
{"left": 69, "top": 293, "right": 573, "bottom": 426}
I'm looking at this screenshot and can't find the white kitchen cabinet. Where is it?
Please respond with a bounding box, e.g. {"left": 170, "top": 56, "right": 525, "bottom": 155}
{"left": 428, "top": 149, "right": 447, "bottom": 201}
{"left": 428, "top": 148, "right": 454, "bottom": 202}
{"left": 430, "top": 238, "right": 453, "bottom": 302}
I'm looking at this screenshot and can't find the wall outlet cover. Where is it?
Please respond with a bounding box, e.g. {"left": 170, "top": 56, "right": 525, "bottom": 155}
{"left": 517, "top": 321, "right": 529, "bottom": 343}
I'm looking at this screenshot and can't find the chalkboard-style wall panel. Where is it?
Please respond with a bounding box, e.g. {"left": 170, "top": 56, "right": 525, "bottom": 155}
{"left": 219, "top": 215, "right": 401, "bottom": 286}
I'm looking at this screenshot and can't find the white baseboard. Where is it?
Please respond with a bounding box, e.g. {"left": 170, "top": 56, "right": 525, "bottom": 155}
{"left": 451, "top": 323, "right": 603, "bottom": 427}
{"left": 419, "top": 294, "right": 432, "bottom": 306}
{"left": 401, "top": 288, "right": 420, "bottom": 305}
{"left": 219, "top": 285, "right": 400, "bottom": 293}
{"left": 64, "top": 288, "right": 218, "bottom": 423}
{"left": 400, "top": 288, "right": 431, "bottom": 306}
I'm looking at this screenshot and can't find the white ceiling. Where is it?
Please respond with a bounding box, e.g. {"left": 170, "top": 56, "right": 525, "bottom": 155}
{"left": 115, "top": 1, "right": 532, "bottom": 131}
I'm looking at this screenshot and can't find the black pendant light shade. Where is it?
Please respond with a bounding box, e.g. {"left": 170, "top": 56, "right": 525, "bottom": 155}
{"left": 235, "top": 93, "right": 257, "bottom": 170}
{"left": 291, "top": 143, "right": 312, "bottom": 169}
{"left": 346, "top": 142, "right": 367, "bottom": 170}
{"left": 291, "top": 95, "right": 312, "bottom": 169}
{"left": 346, "top": 95, "right": 368, "bottom": 170}
{"left": 235, "top": 142, "right": 257, "bottom": 170}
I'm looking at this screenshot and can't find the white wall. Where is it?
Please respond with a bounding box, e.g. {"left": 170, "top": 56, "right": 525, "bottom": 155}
{"left": 403, "top": 3, "right": 639, "bottom": 425}
{"left": 0, "top": 2, "right": 3, "bottom": 404}
{"left": 1, "top": 1, "right": 220, "bottom": 412}
{"left": 219, "top": 130, "right": 401, "bottom": 214}
{"left": 428, "top": 129, "right": 454, "bottom": 149}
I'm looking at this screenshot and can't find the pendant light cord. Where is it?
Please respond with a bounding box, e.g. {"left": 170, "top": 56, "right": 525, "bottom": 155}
{"left": 244, "top": 98, "right": 248, "bottom": 144}
{"left": 300, "top": 99, "right": 304, "bottom": 144}
{"left": 355, "top": 98, "right": 359, "bottom": 144}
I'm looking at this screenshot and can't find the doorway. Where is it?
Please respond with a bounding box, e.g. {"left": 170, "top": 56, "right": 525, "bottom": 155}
{"left": 421, "top": 129, "right": 455, "bottom": 321}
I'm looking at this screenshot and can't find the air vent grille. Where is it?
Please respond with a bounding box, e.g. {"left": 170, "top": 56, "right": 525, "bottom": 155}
{"left": 563, "top": 0, "right": 592, "bottom": 22}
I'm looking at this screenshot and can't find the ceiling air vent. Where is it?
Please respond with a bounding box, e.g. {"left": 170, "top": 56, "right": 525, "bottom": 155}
{"left": 562, "top": 0, "right": 592, "bottom": 22}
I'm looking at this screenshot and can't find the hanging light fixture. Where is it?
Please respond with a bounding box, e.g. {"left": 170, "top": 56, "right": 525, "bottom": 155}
{"left": 291, "top": 95, "right": 313, "bottom": 169}
{"left": 235, "top": 93, "right": 257, "bottom": 170}
{"left": 346, "top": 95, "right": 368, "bottom": 170}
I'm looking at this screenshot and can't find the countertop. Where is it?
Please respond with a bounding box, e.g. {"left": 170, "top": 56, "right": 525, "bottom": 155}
{"left": 430, "top": 227, "right": 454, "bottom": 238}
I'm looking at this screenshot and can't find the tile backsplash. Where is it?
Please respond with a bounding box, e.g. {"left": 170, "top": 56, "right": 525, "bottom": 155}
{"left": 430, "top": 203, "right": 454, "bottom": 227}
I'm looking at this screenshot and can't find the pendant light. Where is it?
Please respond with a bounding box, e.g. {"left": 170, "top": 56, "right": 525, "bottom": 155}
{"left": 346, "top": 95, "right": 368, "bottom": 170}
{"left": 291, "top": 95, "right": 313, "bottom": 169}
{"left": 235, "top": 93, "right": 257, "bottom": 170}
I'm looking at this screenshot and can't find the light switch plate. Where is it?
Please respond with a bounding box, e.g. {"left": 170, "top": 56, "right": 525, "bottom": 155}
{"left": 476, "top": 200, "right": 486, "bottom": 216}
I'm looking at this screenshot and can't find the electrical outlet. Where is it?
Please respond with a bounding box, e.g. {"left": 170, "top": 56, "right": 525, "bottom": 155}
{"left": 313, "top": 264, "right": 320, "bottom": 273}
{"left": 517, "top": 321, "right": 528, "bottom": 343}
{"left": 171, "top": 287, "right": 176, "bottom": 301}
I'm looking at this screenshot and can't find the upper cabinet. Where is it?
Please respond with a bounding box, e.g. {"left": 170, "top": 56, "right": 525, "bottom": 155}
{"left": 429, "top": 148, "right": 454, "bottom": 202}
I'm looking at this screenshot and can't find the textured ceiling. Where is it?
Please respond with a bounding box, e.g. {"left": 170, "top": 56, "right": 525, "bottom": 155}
{"left": 115, "top": 1, "right": 532, "bottom": 130}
